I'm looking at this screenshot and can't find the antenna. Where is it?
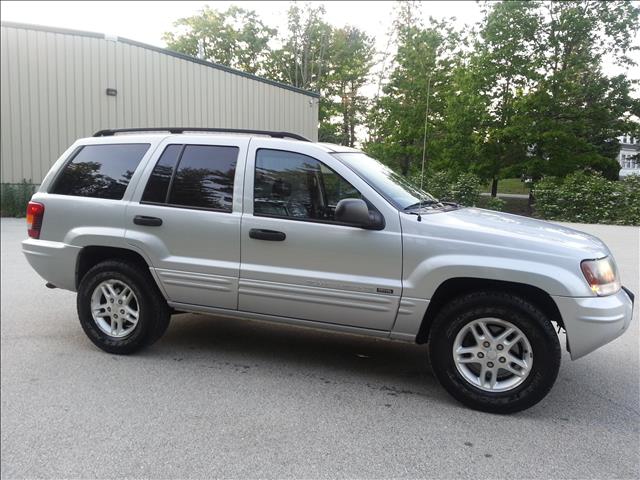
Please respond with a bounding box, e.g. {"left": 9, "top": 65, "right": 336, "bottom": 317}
{"left": 420, "top": 74, "right": 432, "bottom": 193}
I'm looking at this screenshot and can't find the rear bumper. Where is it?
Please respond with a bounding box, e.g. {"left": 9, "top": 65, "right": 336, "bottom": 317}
{"left": 22, "top": 238, "right": 81, "bottom": 291}
{"left": 553, "top": 287, "right": 634, "bottom": 360}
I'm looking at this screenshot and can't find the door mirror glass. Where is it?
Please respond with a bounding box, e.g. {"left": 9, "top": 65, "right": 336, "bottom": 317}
{"left": 335, "top": 198, "right": 384, "bottom": 230}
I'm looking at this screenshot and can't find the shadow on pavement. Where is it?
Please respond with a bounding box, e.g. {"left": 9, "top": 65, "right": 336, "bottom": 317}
{"left": 147, "top": 312, "right": 441, "bottom": 394}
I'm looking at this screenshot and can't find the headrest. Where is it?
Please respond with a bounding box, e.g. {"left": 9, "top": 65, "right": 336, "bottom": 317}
{"left": 272, "top": 179, "right": 291, "bottom": 198}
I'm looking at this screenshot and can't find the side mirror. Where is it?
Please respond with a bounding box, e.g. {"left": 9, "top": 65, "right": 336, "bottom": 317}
{"left": 335, "top": 198, "right": 384, "bottom": 230}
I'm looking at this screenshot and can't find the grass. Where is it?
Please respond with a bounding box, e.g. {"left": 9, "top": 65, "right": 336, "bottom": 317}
{"left": 483, "top": 178, "right": 531, "bottom": 195}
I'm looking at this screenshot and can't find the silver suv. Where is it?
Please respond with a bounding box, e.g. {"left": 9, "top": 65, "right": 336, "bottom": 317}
{"left": 23, "top": 128, "right": 634, "bottom": 413}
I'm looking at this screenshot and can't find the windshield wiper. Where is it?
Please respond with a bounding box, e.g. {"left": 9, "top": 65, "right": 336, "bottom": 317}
{"left": 403, "top": 199, "right": 441, "bottom": 211}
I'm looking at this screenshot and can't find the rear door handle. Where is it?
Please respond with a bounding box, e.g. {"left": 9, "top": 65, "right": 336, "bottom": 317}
{"left": 249, "top": 228, "right": 286, "bottom": 241}
{"left": 133, "top": 215, "right": 163, "bottom": 227}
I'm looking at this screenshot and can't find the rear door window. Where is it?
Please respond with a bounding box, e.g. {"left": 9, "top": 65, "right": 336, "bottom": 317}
{"left": 141, "top": 145, "right": 182, "bottom": 203}
{"left": 51, "top": 143, "right": 150, "bottom": 199}
{"left": 142, "top": 144, "right": 238, "bottom": 212}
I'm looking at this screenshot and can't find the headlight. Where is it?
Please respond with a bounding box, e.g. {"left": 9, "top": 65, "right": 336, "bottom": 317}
{"left": 580, "top": 257, "right": 621, "bottom": 296}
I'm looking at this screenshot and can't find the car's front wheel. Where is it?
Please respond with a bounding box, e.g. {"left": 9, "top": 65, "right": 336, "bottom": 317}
{"left": 429, "top": 291, "right": 561, "bottom": 413}
{"left": 77, "top": 260, "right": 170, "bottom": 354}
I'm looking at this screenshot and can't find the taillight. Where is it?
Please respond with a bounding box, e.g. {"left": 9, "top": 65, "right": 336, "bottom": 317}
{"left": 26, "top": 201, "right": 45, "bottom": 239}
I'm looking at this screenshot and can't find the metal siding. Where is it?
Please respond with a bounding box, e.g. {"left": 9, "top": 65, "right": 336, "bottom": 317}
{"left": 90, "top": 38, "right": 101, "bottom": 132}
{"left": 114, "top": 41, "right": 124, "bottom": 127}
{"left": 81, "top": 38, "right": 92, "bottom": 136}
{"left": 187, "top": 60, "right": 194, "bottom": 126}
{"left": 120, "top": 43, "right": 131, "bottom": 127}
{"left": 160, "top": 54, "right": 169, "bottom": 126}
{"left": 220, "top": 66, "right": 227, "bottom": 126}
{"left": 1, "top": 27, "right": 14, "bottom": 182}
{"left": 212, "top": 69, "right": 221, "bottom": 126}
{"left": 152, "top": 50, "right": 160, "bottom": 127}
{"left": 47, "top": 33, "right": 60, "bottom": 162}
{"left": 140, "top": 46, "right": 149, "bottom": 126}
{"left": 205, "top": 65, "right": 213, "bottom": 126}
{"left": 35, "top": 32, "right": 49, "bottom": 181}
{"left": 0, "top": 24, "right": 318, "bottom": 183}
{"left": 27, "top": 29, "right": 41, "bottom": 181}
{"left": 18, "top": 28, "right": 31, "bottom": 182}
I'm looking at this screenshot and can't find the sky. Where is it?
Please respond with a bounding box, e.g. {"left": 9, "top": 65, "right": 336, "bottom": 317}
{"left": 0, "top": 1, "right": 484, "bottom": 47}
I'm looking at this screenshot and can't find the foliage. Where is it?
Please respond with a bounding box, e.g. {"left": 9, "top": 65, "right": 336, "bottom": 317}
{"left": 449, "top": 172, "right": 483, "bottom": 207}
{"left": 1, "top": 181, "right": 37, "bottom": 217}
{"left": 483, "top": 196, "right": 506, "bottom": 212}
{"left": 266, "top": 5, "right": 375, "bottom": 146}
{"left": 366, "top": 0, "right": 639, "bottom": 196}
{"left": 511, "top": 1, "right": 640, "bottom": 181}
{"left": 321, "top": 27, "right": 375, "bottom": 146}
{"left": 163, "top": 6, "right": 276, "bottom": 75}
{"left": 534, "top": 172, "right": 640, "bottom": 225}
{"left": 364, "top": 5, "right": 462, "bottom": 175}
{"left": 410, "top": 170, "right": 482, "bottom": 207}
{"left": 264, "top": 3, "right": 331, "bottom": 91}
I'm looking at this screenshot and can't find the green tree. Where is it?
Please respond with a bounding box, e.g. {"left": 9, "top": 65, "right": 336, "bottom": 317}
{"left": 266, "top": 4, "right": 374, "bottom": 145}
{"left": 264, "top": 4, "right": 333, "bottom": 140}
{"left": 322, "top": 27, "right": 375, "bottom": 146}
{"left": 472, "top": 1, "right": 541, "bottom": 196}
{"left": 365, "top": 2, "right": 462, "bottom": 176}
{"left": 436, "top": 59, "right": 490, "bottom": 175}
{"left": 515, "top": 1, "right": 640, "bottom": 181}
{"left": 163, "top": 5, "right": 276, "bottom": 75}
{"left": 265, "top": 3, "right": 332, "bottom": 91}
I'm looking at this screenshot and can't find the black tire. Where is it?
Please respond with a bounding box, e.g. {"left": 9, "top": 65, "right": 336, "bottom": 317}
{"left": 77, "top": 260, "right": 171, "bottom": 354}
{"left": 428, "top": 291, "right": 561, "bottom": 414}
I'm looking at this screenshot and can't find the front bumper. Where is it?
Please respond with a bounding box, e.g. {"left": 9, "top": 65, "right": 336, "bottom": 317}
{"left": 553, "top": 287, "right": 634, "bottom": 360}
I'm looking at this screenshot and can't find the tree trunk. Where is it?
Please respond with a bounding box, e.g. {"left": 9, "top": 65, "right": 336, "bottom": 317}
{"left": 349, "top": 107, "right": 355, "bottom": 148}
{"left": 491, "top": 178, "right": 499, "bottom": 197}
{"left": 342, "top": 88, "right": 349, "bottom": 146}
{"left": 401, "top": 156, "right": 410, "bottom": 176}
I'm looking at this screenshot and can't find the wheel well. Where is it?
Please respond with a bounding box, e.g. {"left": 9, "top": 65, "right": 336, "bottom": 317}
{"left": 415, "top": 278, "right": 563, "bottom": 344}
{"left": 75, "top": 246, "right": 150, "bottom": 289}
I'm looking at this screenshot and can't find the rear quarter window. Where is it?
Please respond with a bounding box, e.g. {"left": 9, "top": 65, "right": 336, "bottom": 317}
{"left": 51, "top": 143, "right": 150, "bottom": 199}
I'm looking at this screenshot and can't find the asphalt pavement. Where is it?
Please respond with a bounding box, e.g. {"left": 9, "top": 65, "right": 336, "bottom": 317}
{"left": 1, "top": 218, "right": 638, "bottom": 479}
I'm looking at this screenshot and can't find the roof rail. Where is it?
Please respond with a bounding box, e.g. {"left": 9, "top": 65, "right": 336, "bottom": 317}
{"left": 92, "top": 127, "right": 311, "bottom": 142}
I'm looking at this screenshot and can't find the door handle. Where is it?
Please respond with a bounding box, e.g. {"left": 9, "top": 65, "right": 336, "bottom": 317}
{"left": 133, "top": 215, "right": 163, "bottom": 227}
{"left": 249, "top": 228, "right": 286, "bottom": 241}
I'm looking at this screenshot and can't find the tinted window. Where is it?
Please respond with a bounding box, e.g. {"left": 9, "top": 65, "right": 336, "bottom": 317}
{"left": 52, "top": 144, "right": 149, "bottom": 199}
{"left": 320, "top": 163, "right": 361, "bottom": 206}
{"left": 168, "top": 145, "right": 238, "bottom": 211}
{"left": 333, "top": 152, "right": 436, "bottom": 209}
{"left": 141, "top": 144, "right": 182, "bottom": 203}
{"left": 254, "top": 149, "right": 361, "bottom": 221}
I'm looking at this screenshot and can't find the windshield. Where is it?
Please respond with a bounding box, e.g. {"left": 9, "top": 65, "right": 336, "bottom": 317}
{"left": 332, "top": 152, "right": 437, "bottom": 210}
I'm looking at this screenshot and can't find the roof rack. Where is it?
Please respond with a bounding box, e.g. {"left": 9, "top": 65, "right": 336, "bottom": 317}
{"left": 92, "top": 127, "right": 310, "bottom": 142}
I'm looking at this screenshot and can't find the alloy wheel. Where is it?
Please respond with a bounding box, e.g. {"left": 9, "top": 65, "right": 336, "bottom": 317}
{"left": 452, "top": 317, "right": 533, "bottom": 392}
{"left": 90, "top": 279, "right": 140, "bottom": 338}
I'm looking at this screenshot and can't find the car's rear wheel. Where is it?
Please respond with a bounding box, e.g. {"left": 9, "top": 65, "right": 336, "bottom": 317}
{"left": 77, "top": 260, "right": 170, "bottom": 354}
{"left": 429, "top": 291, "right": 561, "bottom": 413}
